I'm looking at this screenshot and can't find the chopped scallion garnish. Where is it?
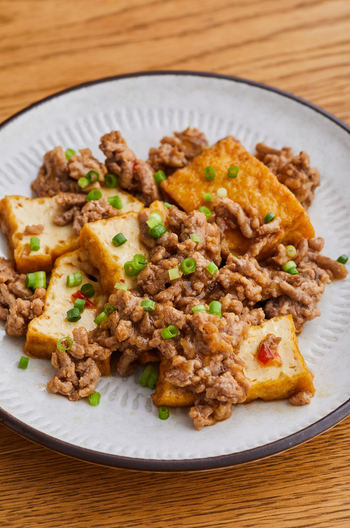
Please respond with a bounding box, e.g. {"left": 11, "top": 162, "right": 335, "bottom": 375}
{"left": 18, "top": 356, "right": 29, "bottom": 369}
{"left": 74, "top": 298, "right": 86, "bottom": 313}
{"left": 115, "top": 282, "right": 128, "bottom": 291}
{"left": 192, "top": 304, "right": 207, "bottom": 314}
{"left": 286, "top": 245, "right": 297, "bottom": 258}
{"left": 204, "top": 192, "right": 212, "bottom": 203}
{"left": 169, "top": 267, "right": 180, "bottom": 280}
{"left": 337, "top": 254, "right": 349, "bottom": 264}
{"left": 67, "top": 272, "right": 82, "bottom": 288}
{"left": 94, "top": 311, "right": 108, "bottom": 326}
{"left": 154, "top": 170, "right": 166, "bottom": 185}
{"left": 141, "top": 299, "right": 156, "bottom": 312}
{"left": 139, "top": 365, "right": 158, "bottom": 388}
{"left": 228, "top": 166, "right": 239, "bottom": 178}
{"left": 198, "top": 206, "right": 212, "bottom": 220}
{"left": 217, "top": 187, "right": 227, "bottom": 198}
{"left": 112, "top": 233, "right": 127, "bottom": 247}
{"left": 149, "top": 224, "right": 167, "bottom": 239}
{"left": 206, "top": 262, "right": 218, "bottom": 275}
{"left": 282, "top": 261, "right": 298, "bottom": 274}
{"left": 89, "top": 392, "right": 101, "bottom": 406}
{"left": 65, "top": 148, "right": 76, "bottom": 160}
{"left": 146, "top": 212, "right": 163, "bottom": 229}
{"left": 67, "top": 308, "right": 81, "bottom": 322}
{"left": 78, "top": 177, "right": 89, "bottom": 189}
{"left": 107, "top": 195, "right": 123, "bottom": 210}
{"left": 190, "top": 233, "right": 201, "bottom": 243}
{"left": 264, "top": 212, "right": 276, "bottom": 223}
{"left": 86, "top": 170, "right": 99, "bottom": 183}
{"left": 105, "top": 173, "right": 118, "bottom": 188}
{"left": 161, "top": 325, "right": 178, "bottom": 340}
{"left": 208, "top": 300, "right": 222, "bottom": 317}
{"left": 81, "top": 283, "right": 95, "bottom": 298}
{"left": 86, "top": 189, "right": 102, "bottom": 202}
{"left": 159, "top": 406, "right": 169, "bottom": 420}
{"left": 57, "top": 337, "right": 73, "bottom": 352}
{"left": 30, "top": 236, "right": 40, "bottom": 251}
{"left": 164, "top": 202, "right": 172, "bottom": 209}
{"left": 180, "top": 258, "right": 196, "bottom": 275}
{"left": 26, "top": 271, "right": 47, "bottom": 289}
{"left": 204, "top": 166, "right": 216, "bottom": 180}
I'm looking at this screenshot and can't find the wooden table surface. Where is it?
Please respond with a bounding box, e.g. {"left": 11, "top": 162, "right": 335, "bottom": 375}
{"left": 1, "top": 0, "right": 350, "bottom": 526}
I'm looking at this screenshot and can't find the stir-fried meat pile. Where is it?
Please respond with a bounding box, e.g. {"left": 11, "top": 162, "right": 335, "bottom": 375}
{"left": 32, "top": 147, "right": 107, "bottom": 198}
{"left": 53, "top": 192, "right": 120, "bottom": 235}
{"left": 47, "top": 200, "right": 347, "bottom": 428}
{"left": 100, "top": 131, "right": 160, "bottom": 205}
{"left": 0, "top": 258, "right": 45, "bottom": 336}
{"left": 148, "top": 127, "right": 209, "bottom": 175}
{"left": 256, "top": 143, "right": 321, "bottom": 209}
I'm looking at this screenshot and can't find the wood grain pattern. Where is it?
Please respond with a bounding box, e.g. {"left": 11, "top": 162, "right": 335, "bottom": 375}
{"left": 1, "top": 0, "right": 350, "bottom": 526}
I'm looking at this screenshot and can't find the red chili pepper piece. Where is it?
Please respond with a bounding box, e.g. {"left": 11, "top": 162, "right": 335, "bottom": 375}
{"left": 72, "top": 290, "right": 96, "bottom": 308}
{"left": 257, "top": 343, "right": 275, "bottom": 365}
{"left": 133, "top": 162, "right": 139, "bottom": 171}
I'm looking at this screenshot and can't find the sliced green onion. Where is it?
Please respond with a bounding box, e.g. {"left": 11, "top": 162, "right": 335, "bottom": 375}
{"left": 207, "top": 262, "right": 218, "bottom": 275}
{"left": 67, "top": 272, "right": 82, "bottom": 288}
{"left": 57, "top": 337, "right": 73, "bottom": 352}
{"left": 289, "top": 268, "right": 299, "bottom": 275}
{"left": 25, "top": 273, "right": 36, "bottom": 289}
{"left": 18, "top": 356, "right": 29, "bottom": 369}
{"left": 107, "top": 195, "right": 123, "bottom": 210}
{"left": 264, "top": 212, "right": 276, "bottom": 223}
{"left": 141, "top": 299, "right": 156, "bottom": 312}
{"left": 180, "top": 258, "right": 196, "bottom": 275}
{"left": 112, "top": 233, "right": 127, "bottom": 247}
{"left": 78, "top": 177, "right": 89, "bottom": 189}
{"left": 164, "top": 202, "right": 172, "bottom": 209}
{"left": 159, "top": 406, "right": 169, "bottom": 420}
{"left": 94, "top": 311, "right": 108, "bottom": 326}
{"left": 204, "top": 192, "right": 212, "bottom": 203}
{"left": 124, "top": 261, "right": 139, "bottom": 277}
{"left": 104, "top": 304, "right": 115, "bottom": 315}
{"left": 337, "top": 254, "right": 349, "bottom": 264}
{"left": 30, "top": 237, "right": 40, "bottom": 251}
{"left": 192, "top": 304, "right": 207, "bottom": 314}
{"left": 217, "top": 187, "right": 227, "bottom": 198}
{"left": 105, "top": 173, "right": 118, "bottom": 188}
{"left": 86, "top": 189, "right": 102, "bottom": 202}
{"left": 286, "top": 245, "right": 297, "bottom": 258}
{"left": 86, "top": 170, "right": 99, "bottom": 183}
{"left": 204, "top": 166, "right": 216, "bottom": 180}
{"left": 198, "top": 206, "right": 212, "bottom": 220}
{"left": 115, "top": 282, "right": 128, "bottom": 291}
{"left": 67, "top": 308, "right": 81, "bottom": 322}
{"left": 154, "top": 170, "right": 166, "bottom": 185}
{"left": 139, "top": 365, "right": 156, "bottom": 387}
{"left": 34, "top": 271, "right": 46, "bottom": 289}
{"left": 169, "top": 267, "right": 180, "bottom": 280}
{"left": 146, "top": 212, "right": 163, "bottom": 229}
{"left": 65, "top": 148, "right": 76, "bottom": 160}
{"left": 282, "top": 261, "right": 297, "bottom": 273}
{"left": 132, "top": 254, "right": 148, "bottom": 271}
{"left": 161, "top": 325, "right": 178, "bottom": 340}
{"left": 147, "top": 370, "right": 159, "bottom": 390}
{"left": 81, "top": 283, "right": 95, "bottom": 298}
{"left": 208, "top": 300, "right": 222, "bottom": 317}
{"left": 149, "top": 224, "right": 167, "bottom": 239}
{"left": 89, "top": 392, "right": 101, "bottom": 406}
{"left": 190, "top": 233, "right": 201, "bottom": 243}
{"left": 74, "top": 298, "right": 86, "bottom": 313}
{"left": 228, "top": 166, "right": 239, "bottom": 178}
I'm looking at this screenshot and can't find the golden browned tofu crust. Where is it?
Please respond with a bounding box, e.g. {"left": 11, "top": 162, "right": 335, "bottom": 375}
{"left": 162, "top": 137, "right": 315, "bottom": 259}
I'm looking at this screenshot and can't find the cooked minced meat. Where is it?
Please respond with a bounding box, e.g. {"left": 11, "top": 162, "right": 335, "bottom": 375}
{"left": 99, "top": 131, "right": 160, "bottom": 205}
{"left": 0, "top": 257, "right": 45, "bottom": 336}
{"left": 31, "top": 147, "right": 107, "bottom": 198}
{"left": 148, "top": 127, "right": 209, "bottom": 175}
{"left": 23, "top": 224, "right": 44, "bottom": 236}
{"left": 53, "top": 193, "right": 120, "bottom": 235}
{"left": 256, "top": 143, "right": 320, "bottom": 209}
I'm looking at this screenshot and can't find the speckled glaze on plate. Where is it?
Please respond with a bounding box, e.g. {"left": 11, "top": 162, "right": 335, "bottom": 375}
{"left": 1, "top": 71, "right": 350, "bottom": 472}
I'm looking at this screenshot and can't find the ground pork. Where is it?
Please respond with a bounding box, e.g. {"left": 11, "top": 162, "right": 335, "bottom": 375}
{"left": 67, "top": 148, "right": 107, "bottom": 184}
{"left": 256, "top": 143, "right": 320, "bottom": 209}
{"left": 31, "top": 147, "right": 81, "bottom": 197}
{"left": 148, "top": 127, "right": 209, "bottom": 175}
{"left": 0, "top": 258, "right": 45, "bottom": 336}
{"left": 100, "top": 131, "right": 160, "bottom": 205}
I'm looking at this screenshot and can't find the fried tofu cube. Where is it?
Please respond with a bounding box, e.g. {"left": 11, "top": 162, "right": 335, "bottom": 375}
{"left": 239, "top": 315, "right": 315, "bottom": 401}
{"left": 80, "top": 201, "right": 168, "bottom": 294}
{"left": 0, "top": 188, "right": 143, "bottom": 274}
{"left": 161, "top": 137, "right": 315, "bottom": 258}
{"left": 24, "top": 249, "right": 109, "bottom": 374}
{"left": 152, "top": 315, "right": 314, "bottom": 407}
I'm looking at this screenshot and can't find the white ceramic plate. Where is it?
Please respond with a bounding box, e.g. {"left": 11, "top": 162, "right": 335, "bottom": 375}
{"left": 1, "top": 72, "right": 350, "bottom": 472}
